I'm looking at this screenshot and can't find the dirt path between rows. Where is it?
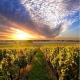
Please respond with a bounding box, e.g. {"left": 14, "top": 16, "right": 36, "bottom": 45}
{"left": 42, "top": 53, "right": 58, "bottom": 80}
{"left": 16, "top": 50, "right": 58, "bottom": 80}
{"left": 45, "top": 60, "right": 57, "bottom": 80}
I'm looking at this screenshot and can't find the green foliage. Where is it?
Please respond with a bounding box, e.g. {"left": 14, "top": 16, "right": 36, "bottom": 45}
{"left": 0, "top": 49, "right": 3, "bottom": 62}
{"left": 16, "top": 55, "right": 28, "bottom": 69}
{"left": 0, "top": 44, "right": 79, "bottom": 80}
{"left": 0, "top": 76, "right": 8, "bottom": 80}
{"left": 0, "top": 47, "right": 37, "bottom": 80}
{"left": 41, "top": 46, "right": 79, "bottom": 80}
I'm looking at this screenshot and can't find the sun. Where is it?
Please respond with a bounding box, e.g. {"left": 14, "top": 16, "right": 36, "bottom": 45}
{"left": 14, "top": 33, "right": 28, "bottom": 40}
{"left": 11, "top": 28, "right": 36, "bottom": 40}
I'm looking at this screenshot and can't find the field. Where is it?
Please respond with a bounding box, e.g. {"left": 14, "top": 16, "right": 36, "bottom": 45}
{"left": 0, "top": 42, "right": 80, "bottom": 80}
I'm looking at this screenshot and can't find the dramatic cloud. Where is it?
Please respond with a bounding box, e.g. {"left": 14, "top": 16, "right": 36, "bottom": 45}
{"left": 0, "top": 0, "right": 80, "bottom": 39}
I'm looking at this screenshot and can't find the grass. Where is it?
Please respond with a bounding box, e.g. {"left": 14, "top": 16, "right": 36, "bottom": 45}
{"left": 28, "top": 50, "right": 52, "bottom": 80}
{"left": 0, "top": 43, "right": 38, "bottom": 49}
{"left": 0, "top": 43, "right": 79, "bottom": 49}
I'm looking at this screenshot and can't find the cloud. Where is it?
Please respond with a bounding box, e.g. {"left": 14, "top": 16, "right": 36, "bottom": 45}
{"left": 0, "top": 0, "right": 80, "bottom": 39}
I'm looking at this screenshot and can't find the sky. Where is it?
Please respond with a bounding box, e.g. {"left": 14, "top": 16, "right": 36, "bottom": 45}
{"left": 0, "top": 0, "right": 80, "bottom": 40}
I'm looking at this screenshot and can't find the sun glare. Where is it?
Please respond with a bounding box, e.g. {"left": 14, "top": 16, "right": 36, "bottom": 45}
{"left": 11, "top": 28, "right": 36, "bottom": 40}
{"left": 14, "top": 33, "right": 28, "bottom": 40}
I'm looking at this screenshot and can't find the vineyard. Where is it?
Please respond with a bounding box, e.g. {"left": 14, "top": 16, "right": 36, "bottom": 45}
{"left": 0, "top": 43, "right": 80, "bottom": 80}
{"left": 41, "top": 44, "right": 80, "bottom": 80}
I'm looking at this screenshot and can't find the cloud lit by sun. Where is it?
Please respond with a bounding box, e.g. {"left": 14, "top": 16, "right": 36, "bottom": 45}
{"left": 0, "top": 0, "right": 79, "bottom": 40}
